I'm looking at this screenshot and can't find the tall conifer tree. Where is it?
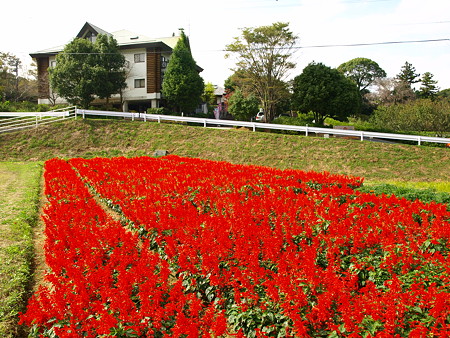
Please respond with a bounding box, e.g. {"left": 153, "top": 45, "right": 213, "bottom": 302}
{"left": 162, "top": 30, "right": 204, "bottom": 113}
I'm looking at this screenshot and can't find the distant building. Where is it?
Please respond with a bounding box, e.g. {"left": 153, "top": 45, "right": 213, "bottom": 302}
{"left": 30, "top": 22, "right": 202, "bottom": 112}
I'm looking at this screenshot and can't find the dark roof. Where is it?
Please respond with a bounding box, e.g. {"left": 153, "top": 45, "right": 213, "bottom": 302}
{"left": 76, "top": 22, "right": 112, "bottom": 38}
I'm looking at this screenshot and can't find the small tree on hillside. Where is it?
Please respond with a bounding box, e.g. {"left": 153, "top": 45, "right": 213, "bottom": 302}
{"left": 292, "top": 62, "right": 360, "bottom": 125}
{"left": 162, "top": 30, "right": 204, "bottom": 114}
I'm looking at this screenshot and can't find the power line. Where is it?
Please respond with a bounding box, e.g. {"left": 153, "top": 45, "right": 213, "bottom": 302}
{"left": 297, "top": 38, "right": 450, "bottom": 49}
{"left": 222, "top": 38, "right": 450, "bottom": 52}
{"left": 21, "top": 38, "right": 450, "bottom": 57}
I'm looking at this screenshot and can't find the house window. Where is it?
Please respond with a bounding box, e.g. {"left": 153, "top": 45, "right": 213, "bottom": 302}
{"left": 161, "top": 56, "right": 168, "bottom": 69}
{"left": 50, "top": 61, "right": 57, "bottom": 68}
{"left": 134, "top": 53, "right": 146, "bottom": 63}
{"left": 86, "top": 31, "right": 96, "bottom": 43}
{"left": 134, "top": 79, "right": 145, "bottom": 88}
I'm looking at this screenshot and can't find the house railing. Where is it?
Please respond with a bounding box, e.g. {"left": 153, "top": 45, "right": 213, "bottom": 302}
{"left": 76, "top": 109, "right": 450, "bottom": 146}
{"left": 0, "top": 106, "right": 77, "bottom": 134}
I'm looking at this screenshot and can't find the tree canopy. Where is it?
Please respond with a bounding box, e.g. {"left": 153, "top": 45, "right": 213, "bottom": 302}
{"left": 162, "top": 30, "right": 204, "bottom": 113}
{"left": 337, "top": 57, "right": 386, "bottom": 93}
{"left": 225, "top": 22, "right": 297, "bottom": 122}
{"left": 49, "top": 35, "right": 126, "bottom": 108}
{"left": 292, "top": 62, "right": 360, "bottom": 125}
{"left": 93, "top": 35, "right": 127, "bottom": 104}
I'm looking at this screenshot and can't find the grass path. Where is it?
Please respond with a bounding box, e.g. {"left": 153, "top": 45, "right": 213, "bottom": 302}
{"left": 0, "top": 162, "right": 42, "bottom": 338}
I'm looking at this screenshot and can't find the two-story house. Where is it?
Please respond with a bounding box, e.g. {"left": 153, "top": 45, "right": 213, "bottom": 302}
{"left": 30, "top": 22, "right": 201, "bottom": 112}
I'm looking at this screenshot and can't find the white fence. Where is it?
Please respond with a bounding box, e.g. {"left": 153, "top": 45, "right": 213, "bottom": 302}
{"left": 1, "top": 107, "right": 450, "bottom": 146}
{"left": 0, "top": 106, "right": 77, "bottom": 134}
{"left": 76, "top": 109, "right": 450, "bottom": 146}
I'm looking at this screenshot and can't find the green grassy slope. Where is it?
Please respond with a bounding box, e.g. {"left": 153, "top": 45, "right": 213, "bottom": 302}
{"left": 0, "top": 118, "right": 449, "bottom": 185}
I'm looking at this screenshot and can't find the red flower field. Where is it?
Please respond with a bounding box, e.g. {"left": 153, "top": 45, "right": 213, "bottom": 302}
{"left": 20, "top": 155, "right": 450, "bottom": 337}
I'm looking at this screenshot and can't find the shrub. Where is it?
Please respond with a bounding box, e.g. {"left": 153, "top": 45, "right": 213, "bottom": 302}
{"left": 0, "top": 101, "right": 11, "bottom": 112}
{"left": 370, "top": 99, "right": 450, "bottom": 136}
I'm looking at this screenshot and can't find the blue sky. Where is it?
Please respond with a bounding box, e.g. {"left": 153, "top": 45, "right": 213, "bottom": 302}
{"left": 3, "top": 0, "right": 449, "bottom": 89}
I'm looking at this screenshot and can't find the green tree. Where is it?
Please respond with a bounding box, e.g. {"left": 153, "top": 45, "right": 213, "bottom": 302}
{"left": 50, "top": 38, "right": 98, "bottom": 108}
{"left": 227, "top": 88, "right": 260, "bottom": 121}
{"left": 418, "top": 72, "right": 439, "bottom": 100}
{"left": 162, "top": 30, "right": 204, "bottom": 113}
{"left": 396, "top": 61, "right": 420, "bottom": 88}
{"left": 93, "top": 34, "right": 127, "bottom": 106}
{"left": 225, "top": 22, "right": 298, "bottom": 122}
{"left": 49, "top": 35, "right": 126, "bottom": 108}
{"left": 337, "top": 57, "right": 386, "bottom": 94}
{"left": 292, "top": 62, "right": 360, "bottom": 125}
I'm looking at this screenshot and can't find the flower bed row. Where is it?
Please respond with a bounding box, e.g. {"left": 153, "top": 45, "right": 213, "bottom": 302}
{"left": 20, "top": 158, "right": 227, "bottom": 337}
{"left": 21, "top": 155, "right": 450, "bottom": 337}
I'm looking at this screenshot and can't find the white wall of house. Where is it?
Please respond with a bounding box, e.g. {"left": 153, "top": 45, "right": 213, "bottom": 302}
{"left": 122, "top": 48, "right": 148, "bottom": 101}
{"left": 38, "top": 48, "right": 170, "bottom": 110}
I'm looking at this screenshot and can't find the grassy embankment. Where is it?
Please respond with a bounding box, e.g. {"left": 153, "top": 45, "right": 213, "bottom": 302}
{"left": 0, "top": 117, "right": 448, "bottom": 335}
{"left": 1, "top": 118, "right": 449, "bottom": 188}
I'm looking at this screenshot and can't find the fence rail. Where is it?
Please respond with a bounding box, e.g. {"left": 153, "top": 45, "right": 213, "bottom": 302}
{"left": 76, "top": 109, "right": 450, "bottom": 146}
{"left": 2, "top": 107, "right": 449, "bottom": 146}
{"left": 0, "top": 106, "right": 76, "bottom": 134}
